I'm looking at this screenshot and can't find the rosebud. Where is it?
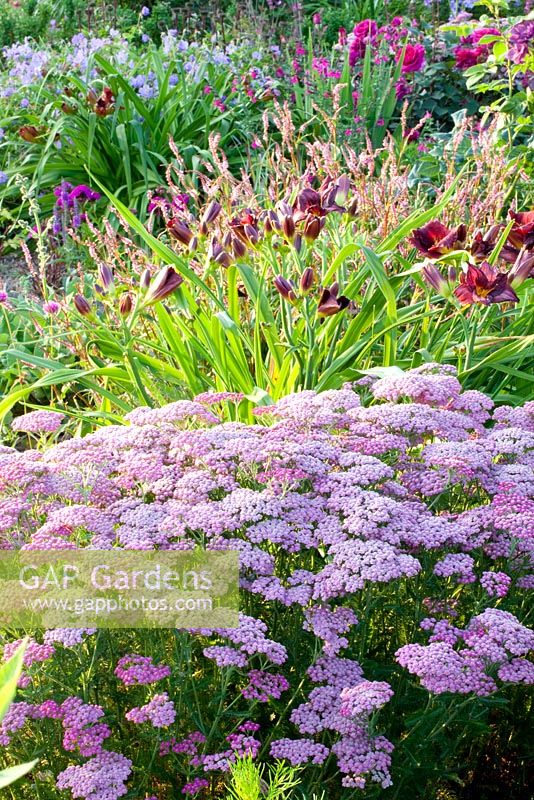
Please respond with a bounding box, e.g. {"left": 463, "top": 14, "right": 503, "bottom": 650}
{"left": 143, "top": 267, "right": 183, "bottom": 305}
{"left": 167, "top": 218, "right": 194, "bottom": 246}
{"left": 73, "top": 294, "right": 91, "bottom": 315}
{"left": 98, "top": 264, "right": 114, "bottom": 291}
{"left": 300, "top": 268, "right": 315, "bottom": 294}
{"left": 119, "top": 293, "right": 133, "bottom": 315}
{"left": 274, "top": 275, "right": 296, "bottom": 302}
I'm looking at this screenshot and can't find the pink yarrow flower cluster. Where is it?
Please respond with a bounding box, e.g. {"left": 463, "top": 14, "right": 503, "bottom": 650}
{"left": 0, "top": 364, "right": 532, "bottom": 794}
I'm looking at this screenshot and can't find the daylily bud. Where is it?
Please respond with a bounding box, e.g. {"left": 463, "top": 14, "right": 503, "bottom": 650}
{"left": 119, "top": 293, "right": 133, "bottom": 315}
{"left": 74, "top": 294, "right": 91, "bottom": 315}
{"left": 94, "top": 284, "right": 106, "bottom": 296}
{"left": 222, "top": 232, "right": 233, "bottom": 249}
{"left": 448, "top": 266, "right": 457, "bottom": 284}
{"left": 281, "top": 214, "right": 295, "bottom": 241}
{"left": 189, "top": 236, "right": 198, "bottom": 253}
{"left": 201, "top": 201, "right": 222, "bottom": 226}
{"left": 346, "top": 196, "right": 358, "bottom": 217}
{"left": 302, "top": 215, "right": 325, "bottom": 242}
{"left": 421, "top": 262, "right": 452, "bottom": 298}
{"left": 294, "top": 234, "right": 302, "bottom": 253}
{"left": 509, "top": 248, "right": 534, "bottom": 289}
{"left": 335, "top": 175, "right": 351, "bottom": 205}
{"left": 243, "top": 224, "right": 259, "bottom": 246}
{"left": 274, "top": 275, "right": 296, "bottom": 302}
{"left": 143, "top": 266, "right": 183, "bottom": 305}
{"left": 300, "top": 268, "right": 315, "bottom": 294}
{"left": 167, "top": 218, "right": 194, "bottom": 246}
{"left": 264, "top": 210, "right": 280, "bottom": 234}
{"left": 232, "top": 237, "right": 247, "bottom": 259}
{"left": 209, "top": 240, "right": 232, "bottom": 268}
{"left": 140, "top": 269, "right": 152, "bottom": 289}
{"left": 98, "top": 264, "right": 114, "bottom": 290}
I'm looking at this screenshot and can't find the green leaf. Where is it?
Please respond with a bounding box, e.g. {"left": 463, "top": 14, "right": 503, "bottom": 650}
{"left": 0, "top": 761, "right": 38, "bottom": 789}
{"left": 0, "top": 640, "right": 27, "bottom": 724}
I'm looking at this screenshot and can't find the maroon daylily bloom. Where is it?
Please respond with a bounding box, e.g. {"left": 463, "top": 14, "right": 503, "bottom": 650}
{"left": 317, "top": 283, "right": 351, "bottom": 316}
{"left": 229, "top": 209, "right": 260, "bottom": 244}
{"left": 19, "top": 125, "right": 46, "bottom": 143}
{"left": 410, "top": 221, "right": 467, "bottom": 258}
{"left": 454, "top": 262, "right": 519, "bottom": 306}
{"left": 508, "top": 210, "right": 534, "bottom": 250}
{"left": 294, "top": 186, "right": 345, "bottom": 223}
{"left": 87, "top": 87, "right": 115, "bottom": 117}
{"left": 470, "top": 225, "right": 510, "bottom": 262}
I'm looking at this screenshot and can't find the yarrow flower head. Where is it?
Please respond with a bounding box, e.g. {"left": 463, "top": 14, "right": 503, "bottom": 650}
{"left": 11, "top": 410, "right": 64, "bottom": 434}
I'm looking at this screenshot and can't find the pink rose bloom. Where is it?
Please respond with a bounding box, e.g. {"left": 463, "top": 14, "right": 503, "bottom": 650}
{"left": 454, "top": 46, "right": 483, "bottom": 70}
{"left": 398, "top": 43, "right": 425, "bottom": 73}
{"left": 349, "top": 19, "right": 378, "bottom": 66}
{"left": 467, "top": 27, "right": 500, "bottom": 46}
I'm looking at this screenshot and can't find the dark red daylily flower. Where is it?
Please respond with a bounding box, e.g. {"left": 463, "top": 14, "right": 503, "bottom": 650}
{"left": 454, "top": 262, "right": 519, "bottom": 306}
{"left": 87, "top": 87, "right": 115, "bottom": 116}
{"left": 471, "top": 225, "right": 507, "bottom": 261}
{"left": 410, "top": 221, "right": 467, "bottom": 258}
{"left": 19, "top": 125, "right": 46, "bottom": 143}
{"left": 294, "top": 186, "right": 345, "bottom": 222}
{"left": 229, "top": 209, "right": 260, "bottom": 244}
{"left": 507, "top": 210, "right": 534, "bottom": 250}
{"left": 317, "top": 283, "right": 351, "bottom": 316}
